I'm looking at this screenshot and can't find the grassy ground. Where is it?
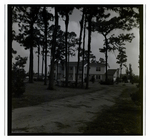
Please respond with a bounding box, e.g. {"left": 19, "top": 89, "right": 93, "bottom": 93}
{"left": 11, "top": 81, "right": 142, "bottom": 135}
{"left": 81, "top": 87, "right": 142, "bottom": 135}
{"left": 12, "top": 81, "right": 106, "bottom": 109}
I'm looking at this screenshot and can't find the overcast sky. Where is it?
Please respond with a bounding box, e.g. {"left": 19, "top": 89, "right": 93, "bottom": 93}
{"left": 12, "top": 7, "right": 140, "bottom": 75}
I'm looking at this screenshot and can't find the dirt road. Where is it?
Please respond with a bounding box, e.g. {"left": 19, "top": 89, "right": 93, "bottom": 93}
{"left": 12, "top": 85, "right": 128, "bottom": 134}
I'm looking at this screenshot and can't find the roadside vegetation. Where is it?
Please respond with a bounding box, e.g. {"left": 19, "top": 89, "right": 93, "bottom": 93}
{"left": 81, "top": 87, "right": 142, "bottom": 135}
{"left": 12, "top": 82, "right": 105, "bottom": 109}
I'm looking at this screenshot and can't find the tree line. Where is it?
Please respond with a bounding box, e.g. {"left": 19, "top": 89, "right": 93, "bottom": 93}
{"left": 9, "top": 5, "right": 141, "bottom": 92}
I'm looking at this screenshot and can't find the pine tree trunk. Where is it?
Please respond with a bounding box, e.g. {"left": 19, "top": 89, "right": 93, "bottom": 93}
{"left": 76, "top": 9, "right": 84, "bottom": 87}
{"left": 44, "top": 7, "right": 47, "bottom": 85}
{"left": 65, "top": 14, "right": 69, "bottom": 87}
{"left": 139, "top": 6, "right": 143, "bottom": 89}
{"left": 42, "top": 47, "right": 44, "bottom": 78}
{"left": 9, "top": 6, "right": 12, "bottom": 69}
{"left": 38, "top": 45, "right": 40, "bottom": 80}
{"left": 48, "top": 7, "right": 58, "bottom": 90}
{"left": 81, "top": 13, "right": 86, "bottom": 88}
{"left": 120, "top": 66, "right": 122, "bottom": 81}
{"left": 68, "top": 46, "right": 69, "bottom": 81}
{"left": 86, "top": 14, "right": 92, "bottom": 89}
{"left": 8, "top": 6, "right": 13, "bottom": 100}
{"left": 57, "top": 61, "right": 58, "bottom": 81}
{"left": 29, "top": 45, "right": 33, "bottom": 83}
{"left": 104, "top": 35, "right": 108, "bottom": 83}
{"left": 29, "top": 23, "right": 34, "bottom": 83}
{"left": 139, "top": 6, "right": 143, "bottom": 119}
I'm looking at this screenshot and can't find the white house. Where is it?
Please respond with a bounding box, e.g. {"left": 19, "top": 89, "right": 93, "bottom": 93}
{"left": 49, "top": 61, "right": 108, "bottom": 82}
{"left": 106, "top": 69, "right": 120, "bottom": 82}
{"left": 84, "top": 62, "right": 106, "bottom": 81}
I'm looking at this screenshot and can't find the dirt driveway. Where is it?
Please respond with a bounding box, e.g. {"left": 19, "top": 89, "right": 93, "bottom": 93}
{"left": 11, "top": 84, "right": 133, "bottom": 134}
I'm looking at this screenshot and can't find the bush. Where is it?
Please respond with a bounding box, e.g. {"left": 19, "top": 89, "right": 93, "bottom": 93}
{"left": 12, "top": 69, "right": 26, "bottom": 97}
{"left": 100, "top": 79, "right": 114, "bottom": 85}
{"left": 133, "top": 75, "right": 139, "bottom": 83}
{"left": 84, "top": 77, "right": 87, "bottom": 83}
{"left": 116, "top": 77, "right": 121, "bottom": 83}
{"left": 122, "top": 75, "right": 128, "bottom": 83}
{"left": 12, "top": 55, "right": 27, "bottom": 97}
{"left": 130, "top": 90, "right": 142, "bottom": 106}
{"left": 90, "top": 75, "right": 95, "bottom": 83}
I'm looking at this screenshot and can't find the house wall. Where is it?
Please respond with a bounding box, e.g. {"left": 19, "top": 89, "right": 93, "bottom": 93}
{"left": 113, "top": 71, "right": 117, "bottom": 80}
{"left": 89, "top": 66, "right": 105, "bottom": 75}
{"left": 108, "top": 75, "right": 113, "bottom": 81}
{"left": 84, "top": 65, "right": 106, "bottom": 81}
{"left": 113, "top": 70, "right": 119, "bottom": 81}
{"left": 55, "top": 65, "right": 83, "bottom": 81}
{"left": 51, "top": 63, "right": 107, "bottom": 82}
{"left": 107, "top": 70, "right": 119, "bottom": 82}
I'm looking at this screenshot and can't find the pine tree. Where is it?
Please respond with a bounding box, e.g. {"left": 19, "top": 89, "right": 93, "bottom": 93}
{"left": 86, "top": 8, "right": 92, "bottom": 89}
{"left": 94, "top": 7, "right": 137, "bottom": 83}
{"left": 81, "top": 12, "right": 87, "bottom": 88}
{"left": 58, "top": 6, "right": 74, "bottom": 87}
{"left": 42, "top": 7, "right": 53, "bottom": 85}
{"left": 48, "top": 6, "right": 59, "bottom": 90}
{"left": 116, "top": 47, "right": 127, "bottom": 79}
{"left": 76, "top": 7, "right": 85, "bottom": 87}
{"left": 129, "top": 63, "right": 133, "bottom": 83}
{"left": 12, "top": 55, "right": 27, "bottom": 97}
{"left": 14, "top": 6, "right": 40, "bottom": 83}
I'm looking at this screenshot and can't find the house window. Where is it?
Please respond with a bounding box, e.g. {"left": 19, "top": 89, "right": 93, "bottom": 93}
{"left": 69, "top": 74, "right": 73, "bottom": 78}
{"left": 70, "top": 66, "right": 73, "bottom": 70}
{"left": 57, "top": 74, "right": 60, "bottom": 79}
{"left": 79, "top": 75, "right": 82, "bottom": 79}
{"left": 96, "top": 75, "right": 98, "bottom": 79}
{"left": 96, "top": 75, "right": 101, "bottom": 79}
{"left": 96, "top": 67, "right": 101, "bottom": 71}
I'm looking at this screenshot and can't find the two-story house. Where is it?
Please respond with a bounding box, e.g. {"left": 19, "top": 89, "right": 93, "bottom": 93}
{"left": 107, "top": 69, "right": 120, "bottom": 82}
{"left": 49, "top": 61, "right": 107, "bottom": 82}
{"left": 84, "top": 62, "right": 106, "bottom": 81}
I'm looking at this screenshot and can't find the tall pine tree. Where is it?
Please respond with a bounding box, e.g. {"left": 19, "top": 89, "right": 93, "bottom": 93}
{"left": 15, "top": 6, "right": 40, "bottom": 83}
{"left": 116, "top": 47, "right": 127, "bottom": 79}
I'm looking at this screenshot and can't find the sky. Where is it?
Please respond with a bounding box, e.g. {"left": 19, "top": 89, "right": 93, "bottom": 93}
{"left": 12, "top": 7, "right": 140, "bottom": 75}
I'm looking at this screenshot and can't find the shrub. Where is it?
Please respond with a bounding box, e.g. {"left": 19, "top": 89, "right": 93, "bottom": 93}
{"left": 12, "top": 55, "right": 27, "bottom": 97}
{"left": 84, "top": 77, "right": 87, "bottom": 83}
{"left": 90, "top": 75, "right": 95, "bottom": 83}
{"left": 122, "top": 75, "right": 128, "bottom": 83}
{"left": 100, "top": 79, "right": 114, "bottom": 85}
{"left": 133, "top": 75, "right": 139, "bottom": 83}
{"left": 130, "top": 90, "right": 142, "bottom": 106}
{"left": 116, "top": 77, "right": 121, "bottom": 83}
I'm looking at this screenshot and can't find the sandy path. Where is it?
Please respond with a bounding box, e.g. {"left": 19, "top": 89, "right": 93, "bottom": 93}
{"left": 12, "top": 86, "right": 125, "bottom": 134}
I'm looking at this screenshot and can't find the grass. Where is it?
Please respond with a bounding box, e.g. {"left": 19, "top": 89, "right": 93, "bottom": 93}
{"left": 81, "top": 88, "right": 142, "bottom": 135}
{"left": 12, "top": 81, "right": 106, "bottom": 109}
{"left": 65, "top": 104, "right": 91, "bottom": 108}
{"left": 12, "top": 127, "right": 29, "bottom": 132}
{"left": 11, "top": 81, "right": 142, "bottom": 135}
{"left": 54, "top": 122, "right": 70, "bottom": 130}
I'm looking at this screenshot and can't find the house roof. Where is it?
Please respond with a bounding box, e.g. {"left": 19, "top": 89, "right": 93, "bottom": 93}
{"left": 107, "top": 69, "right": 118, "bottom": 76}
{"left": 50, "top": 61, "right": 107, "bottom": 67}
{"left": 67, "top": 61, "right": 85, "bottom": 66}
{"left": 90, "top": 62, "right": 106, "bottom": 67}
{"left": 68, "top": 62, "right": 106, "bottom": 67}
